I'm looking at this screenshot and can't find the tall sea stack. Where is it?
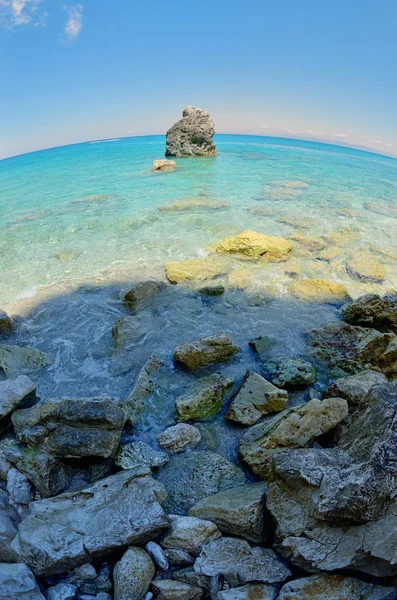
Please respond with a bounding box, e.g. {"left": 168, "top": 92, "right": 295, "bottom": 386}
{"left": 165, "top": 106, "right": 217, "bottom": 157}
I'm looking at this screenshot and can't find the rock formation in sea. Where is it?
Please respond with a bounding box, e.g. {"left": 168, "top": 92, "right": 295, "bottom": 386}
{"left": 165, "top": 106, "right": 217, "bottom": 157}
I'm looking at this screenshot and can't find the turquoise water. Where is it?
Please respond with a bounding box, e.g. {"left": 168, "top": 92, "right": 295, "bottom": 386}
{"left": 1, "top": 134, "right": 397, "bottom": 314}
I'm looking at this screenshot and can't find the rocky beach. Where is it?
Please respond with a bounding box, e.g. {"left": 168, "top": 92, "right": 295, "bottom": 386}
{"left": 1, "top": 108, "right": 397, "bottom": 599}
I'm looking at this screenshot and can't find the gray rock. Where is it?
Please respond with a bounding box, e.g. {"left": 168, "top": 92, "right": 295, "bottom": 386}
{"left": 164, "top": 548, "right": 195, "bottom": 566}
{"left": 124, "top": 280, "right": 167, "bottom": 308}
{"left": 47, "top": 583, "right": 78, "bottom": 600}
{"left": 12, "top": 397, "right": 125, "bottom": 459}
{"left": 156, "top": 451, "right": 247, "bottom": 514}
{"left": 217, "top": 585, "right": 277, "bottom": 600}
{"left": 0, "top": 562, "right": 45, "bottom": 599}
{"left": 11, "top": 467, "right": 169, "bottom": 575}
{"left": 7, "top": 467, "right": 32, "bottom": 505}
{"left": 342, "top": 293, "right": 397, "bottom": 333}
{"left": 162, "top": 515, "right": 221, "bottom": 555}
{"left": 175, "top": 375, "right": 233, "bottom": 421}
{"left": 113, "top": 547, "right": 155, "bottom": 600}
{"left": 194, "top": 537, "right": 291, "bottom": 586}
{"left": 225, "top": 371, "right": 288, "bottom": 426}
{"left": 323, "top": 369, "right": 387, "bottom": 406}
{"left": 172, "top": 566, "right": 211, "bottom": 590}
{"left": 74, "top": 563, "right": 97, "bottom": 580}
{"left": 0, "top": 345, "right": 49, "bottom": 378}
{"left": 157, "top": 424, "right": 201, "bottom": 453}
{"left": 115, "top": 441, "right": 169, "bottom": 470}
{"left": 112, "top": 316, "right": 143, "bottom": 350}
{"left": 150, "top": 579, "right": 204, "bottom": 599}
{"left": 145, "top": 541, "right": 169, "bottom": 570}
{"left": 277, "top": 574, "right": 395, "bottom": 599}
{"left": 0, "top": 488, "right": 20, "bottom": 561}
{"left": 124, "top": 355, "right": 167, "bottom": 424}
{"left": 152, "top": 160, "right": 177, "bottom": 171}
{"left": 0, "top": 311, "right": 13, "bottom": 336}
{"left": 173, "top": 334, "right": 238, "bottom": 372}
{"left": 0, "top": 376, "right": 37, "bottom": 433}
{"left": 165, "top": 106, "right": 217, "bottom": 157}
{"left": 268, "top": 356, "right": 316, "bottom": 390}
{"left": 189, "top": 482, "right": 267, "bottom": 543}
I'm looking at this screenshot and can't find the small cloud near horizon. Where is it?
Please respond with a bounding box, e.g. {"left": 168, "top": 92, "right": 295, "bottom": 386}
{"left": 63, "top": 3, "right": 83, "bottom": 41}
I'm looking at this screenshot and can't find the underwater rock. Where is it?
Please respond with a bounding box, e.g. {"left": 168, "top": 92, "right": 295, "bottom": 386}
{"left": 364, "top": 201, "right": 397, "bottom": 219}
{"left": 12, "top": 397, "right": 125, "bottom": 459}
{"left": 323, "top": 369, "right": 387, "bottom": 406}
{"left": 271, "top": 180, "right": 309, "bottom": 190}
{"left": 112, "top": 316, "right": 143, "bottom": 350}
{"left": 277, "top": 574, "right": 395, "bottom": 600}
{"left": 115, "top": 441, "right": 169, "bottom": 470}
{"left": 217, "top": 585, "right": 277, "bottom": 600}
{"left": 124, "top": 354, "right": 166, "bottom": 424}
{"left": 150, "top": 579, "right": 204, "bottom": 599}
{"left": 225, "top": 371, "right": 288, "bottom": 426}
{"left": 0, "top": 376, "right": 37, "bottom": 433}
{"left": 124, "top": 280, "right": 167, "bottom": 308}
{"left": 165, "top": 256, "right": 227, "bottom": 284}
{"left": 159, "top": 198, "right": 229, "bottom": 212}
{"left": 267, "top": 356, "right": 316, "bottom": 390}
{"left": 175, "top": 374, "right": 233, "bottom": 421}
{"left": 173, "top": 333, "right": 238, "bottom": 372}
{"left": 239, "top": 398, "right": 349, "bottom": 479}
{"left": 113, "top": 547, "right": 155, "bottom": 600}
{"left": 278, "top": 215, "right": 316, "bottom": 229}
{"left": 189, "top": 482, "right": 267, "bottom": 543}
{"left": 0, "top": 311, "right": 13, "bottom": 336}
{"left": 0, "top": 345, "right": 49, "bottom": 378}
{"left": 345, "top": 251, "right": 386, "bottom": 283}
{"left": 287, "top": 279, "right": 350, "bottom": 303}
{"left": 165, "top": 106, "right": 217, "bottom": 157}
{"left": 290, "top": 234, "right": 326, "bottom": 251}
{"left": 214, "top": 230, "right": 292, "bottom": 262}
{"left": 152, "top": 159, "right": 177, "bottom": 171}
{"left": 156, "top": 451, "right": 247, "bottom": 514}
{"left": 162, "top": 515, "right": 221, "bottom": 555}
{"left": 11, "top": 468, "right": 169, "bottom": 576}
{"left": 342, "top": 293, "right": 397, "bottom": 333}
{"left": 157, "top": 423, "right": 201, "bottom": 453}
{"left": 227, "top": 268, "right": 252, "bottom": 290}
{"left": 198, "top": 284, "right": 225, "bottom": 296}
{"left": 0, "top": 563, "right": 45, "bottom": 600}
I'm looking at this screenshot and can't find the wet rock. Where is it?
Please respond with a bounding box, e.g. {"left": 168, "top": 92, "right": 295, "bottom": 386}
{"left": 164, "top": 548, "right": 195, "bottom": 566}
{"left": 165, "top": 257, "right": 227, "bottom": 284}
{"left": 277, "top": 574, "right": 395, "bottom": 600}
{"left": 115, "top": 441, "right": 169, "bottom": 470}
{"left": 150, "top": 579, "right": 204, "bottom": 599}
{"left": 124, "top": 280, "right": 167, "bottom": 308}
{"left": 175, "top": 374, "right": 233, "bottom": 421}
{"left": 7, "top": 468, "right": 32, "bottom": 505}
{"left": 152, "top": 159, "right": 177, "bottom": 171}
{"left": 160, "top": 198, "right": 229, "bottom": 212}
{"left": 11, "top": 467, "right": 169, "bottom": 575}
{"left": 194, "top": 537, "right": 291, "bottom": 585}
{"left": 0, "top": 311, "right": 13, "bottom": 335}
{"left": 345, "top": 251, "right": 386, "bottom": 283}
{"left": 165, "top": 106, "right": 217, "bottom": 157}
{"left": 112, "top": 316, "right": 142, "bottom": 350}
{"left": 307, "top": 321, "right": 397, "bottom": 379}
{"left": 214, "top": 230, "right": 292, "bottom": 262}
{"left": 267, "top": 356, "right": 316, "bottom": 390}
{"left": 199, "top": 284, "right": 225, "bottom": 296}
{"left": 239, "top": 398, "right": 349, "bottom": 479}
{"left": 113, "top": 547, "right": 155, "bottom": 600}
{"left": 157, "top": 423, "right": 201, "bottom": 453}
{"left": 12, "top": 397, "right": 125, "bottom": 459}
{"left": 47, "top": 583, "right": 78, "bottom": 600}
{"left": 0, "top": 562, "right": 45, "bottom": 599}
{"left": 249, "top": 336, "right": 273, "bottom": 362}
{"left": 173, "top": 334, "right": 238, "bottom": 372}
{"left": 156, "top": 451, "right": 247, "bottom": 514}
{"left": 287, "top": 279, "right": 350, "bottom": 303}
{"left": 226, "top": 371, "right": 288, "bottom": 426}
{"left": 124, "top": 354, "right": 166, "bottom": 424}
{"left": 189, "top": 482, "right": 267, "bottom": 543}
{"left": 0, "top": 375, "right": 37, "bottom": 433}
{"left": 217, "top": 585, "right": 277, "bottom": 600}
{"left": 0, "top": 345, "right": 49, "bottom": 378}
{"left": 145, "top": 541, "right": 169, "bottom": 570}
{"left": 162, "top": 515, "right": 221, "bottom": 555}
{"left": 323, "top": 369, "right": 387, "bottom": 406}
{"left": 342, "top": 293, "right": 397, "bottom": 333}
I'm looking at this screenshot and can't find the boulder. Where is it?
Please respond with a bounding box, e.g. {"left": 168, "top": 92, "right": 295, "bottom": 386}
{"left": 267, "top": 357, "right": 316, "bottom": 390}
{"left": 115, "top": 441, "right": 169, "bottom": 470}
{"left": 345, "top": 251, "right": 386, "bottom": 283}
{"left": 12, "top": 397, "right": 125, "bottom": 459}
{"left": 156, "top": 451, "right": 247, "bottom": 514}
{"left": 217, "top": 585, "right": 277, "bottom": 600}
{"left": 0, "top": 563, "right": 45, "bottom": 600}
{"left": 277, "top": 574, "right": 395, "bottom": 600}
{"left": 0, "top": 488, "right": 20, "bottom": 562}
{"left": 307, "top": 321, "right": 397, "bottom": 379}
{"left": 0, "top": 375, "right": 37, "bottom": 433}
{"left": 226, "top": 372, "right": 288, "bottom": 426}
{"left": 159, "top": 198, "right": 229, "bottom": 212}
{"left": 7, "top": 468, "right": 32, "bottom": 505}
{"left": 165, "top": 106, "right": 217, "bottom": 157}
{"left": 194, "top": 537, "right": 291, "bottom": 586}
{"left": 175, "top": 375, "right": 233, "bottom": 421}
{"left": 173, "top": 334, "right": 238, "bottom": 372}
{"left": 189, "top": 482, "right": 267, "bottom": 543}
{"left": 172, "top": 566, "right": 211, "bottom": 590}
{"left": 287, "top": 279, "right": 349, "bottom": 303}
{"left": 239, "top": 398, "right": 349, "bottom": 479}
{"left": 0, "top": 311, "right": 13, "bottom": 336}
{"left": 162, "top": 515, "right": 221, "bottom": 555}
{"left": 342, "top": 293, "right": 397, "bottom": 333}
{"left": 150, "top": 579, "right": 204, "bottom": 599}
{"left": 152, "top": 159, "right": 177, "bottom": 171}
{"left": 0, "top": 345, "right": 49, "bottom": 378}
{"left": 165, "top": 548, "right": 195, "bottom": 567}
{"left": 113, "top": 547, "right": 155, "bottom": 600}
{"left": 323, "top": 369, "right": 387, "bottom": 406}
{"left": 165, "top": 257, "right": 227, "bottom": 284}
{"left": 157, "top": 424, "right": 201, "bottom": 453}
{"left": 11, "top": 467, "right": 169, "bottom": 575}
{"left": 123, "top": 280, "right": 167, "bottom": 308}
{"left": 214, "top": 231, "right": 292, "bottom": 262}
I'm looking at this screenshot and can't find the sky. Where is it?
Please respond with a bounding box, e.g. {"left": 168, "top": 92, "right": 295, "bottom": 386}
{"left": 1, "top": 0, "right": 397, "bottom": 159}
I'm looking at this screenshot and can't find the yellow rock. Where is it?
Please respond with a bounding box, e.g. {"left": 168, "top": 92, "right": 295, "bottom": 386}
{"left": 287, "top": 279, "right": 350, "bottom": 303}
{"left": 165, "top": 257, "right": 227, "bottom": 284}
{"left": 214, "top": 230, "right": 292, "bottom": 262}
{"left": 284, "top": 259, "right": 302, "bottom": 279}
{"left": 315, "top": 246, "right": 341, "bottom": 261}
{"left": 228, "top": 268, "right": 252, "bottom": 290}
{"left": 345, "top": 252, "right": 386, "bottom": 283}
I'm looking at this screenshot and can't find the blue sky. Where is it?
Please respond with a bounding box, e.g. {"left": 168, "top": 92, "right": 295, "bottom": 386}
{"left": 1, "top": 0, "right": 397, "bottom": 159}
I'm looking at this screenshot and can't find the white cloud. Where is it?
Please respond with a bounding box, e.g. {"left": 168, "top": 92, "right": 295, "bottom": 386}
{"left": 63, "top": 3, "right": 83, "bottom": 41}
{"left": 0, "top": 0, "right": 42, "bottom": 27}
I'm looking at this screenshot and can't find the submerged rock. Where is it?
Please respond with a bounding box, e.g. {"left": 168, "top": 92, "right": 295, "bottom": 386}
{"left": 345, "top": 251, "right": 386, "bottom": 283}
{"left": 113, "top": 547, "right": 155, "bottom": 600}
{"left": 123, "top": 280, "right": 167, "bottom": 308}
{"left": 239, "top": 398, "right": 349, "bottom": 478}
{"left": 11, "top": 467, "right": 169, "bottom": 575}
{"left": 173, "top": 334, "right": 238, "bottom": 372}
{"left": 112, "top": 316, "right": 143, "bottom": 350}
{"left": 198, "top": 284, "right": 225, "bottom": 296}
{"left": 175, "top": 374, "right": 233, "bottom": 421}
{"left": 159, "top": 198, "right": 229, "bottom": 212}
{"left": 150, "top": 579, "right": 204, "bottom": 599}
{"left": 287, "top": 279, "right": 350, "bottom": 303}
{"left": 0, "top": 345, "right": 49, "bottom": 378}
{"left": 225, "top": 371, "right": 288, "bottom": 426}
{"left": 267, "top": 356, "right": 316, "bottom": 390}
{"left": 189, "top": 482, "right": 267, "bottom": 543}
{"left": 165, "top": 106, "right": 217, "bottom": 157}
{"left": 0, "top": 375, "right": 37, "bottom": 433}
{"left": 277, "top": 574, "right": 395, "bottom": 600}
{"left": 0, "top": 311, "right": 13, "bottom": 336}
{"left": 342, "top": 293, "right": 397, "bottom": 333}
{"left": 0, "top": 563, "right": 45, "bottom": 600}
{"left": 124, "top": 354, "right": 166, "bottom": 424}
{"left": 157, "top": 423, "right": 201, "bottom": 452}
{"left": 165, "top": 256, "right": 227, "bottom": 284}
{"left": 152, "top": 159, "right": 177, "bottom": 171}
{"left": 323, "top": 369, "right": 387, "bottom": 406}
{"left": 115, "top": 441, "right": 169, "bottom": 470}
{"left": 162, "top": 515, "right": 221, "bottom": 555}
{"left": 214, "top": 230, "right": 292, "bottom": 262}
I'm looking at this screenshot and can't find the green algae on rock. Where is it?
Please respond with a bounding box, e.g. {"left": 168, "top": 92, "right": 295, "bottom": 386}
{"left": 342, "top": 293, "right": 397, "bottom": 333}
{"left": 175, "top": 374, "right": 233, "bottom": 421}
